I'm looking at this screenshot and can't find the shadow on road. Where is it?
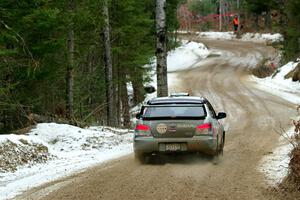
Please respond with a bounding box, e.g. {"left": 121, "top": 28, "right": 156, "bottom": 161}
{"left": 144, "top": 153, "right": 219, "bottom": 165}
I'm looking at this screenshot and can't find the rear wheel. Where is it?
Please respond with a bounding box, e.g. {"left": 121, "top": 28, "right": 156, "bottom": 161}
{"left": 212, "top": 136, "right": 221, "bottom": 165}
{"left": 220, "top": 132, "right": 225, "bottom": 155}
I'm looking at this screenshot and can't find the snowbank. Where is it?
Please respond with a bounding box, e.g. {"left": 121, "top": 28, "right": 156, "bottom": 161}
{"left": 259, "top": 128, "right": 295, "bottom": 185}
{"left": 253, "top": 59, "right": 300, "bottom": 185}
{"left": 241, "top": 32, "right": 283, "bottom": 43}
{"left": 144, "top": 40, "right": 210, "bottom": 74}
{"left": 0, "top": 123, "right": 133, "bottom": 200}
{"left": 251, "top": 59, "right": 300, "bottom": 104}
{"left": 0, "top": 137, "right": 49, "bottom": 173}
{"left": 198, "top": 31, "right": 235, "bottom": 40}
{"left": 144, "top": 40, "right": 210, "bottom": 93}
{"left": 167, "top": 40, "right": 210, "bottom": 72}
{"left": 196, "top": 31, "right": 283, "bottom": 43}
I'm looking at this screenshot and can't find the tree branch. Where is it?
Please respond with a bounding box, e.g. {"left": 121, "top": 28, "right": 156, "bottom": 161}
{"left": 0, "top": 20, "right": 38, "bottom": 69}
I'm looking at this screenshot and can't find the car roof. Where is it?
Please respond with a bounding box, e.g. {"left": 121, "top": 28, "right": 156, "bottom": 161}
{"left": 146, "top": 96, "right": 206, "bottom": 105}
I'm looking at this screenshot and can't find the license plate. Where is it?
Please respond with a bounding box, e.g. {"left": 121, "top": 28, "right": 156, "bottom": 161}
{"left": 165, "top": 143, "right": 181, "bottom": 151}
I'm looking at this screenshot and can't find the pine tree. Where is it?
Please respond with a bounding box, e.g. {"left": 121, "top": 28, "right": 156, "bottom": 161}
{"left": 102, "top": 0, "right": 116, "bottom": 126}
{"left": 0, "top": 0, "right": 181, "bottom": 132}
{"left": 66, "top": 0, "right": 75, "bottom": 119}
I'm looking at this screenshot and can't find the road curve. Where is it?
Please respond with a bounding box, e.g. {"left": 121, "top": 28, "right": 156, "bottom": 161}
{"left": 16, "top": 37, "right": 297, "bottom": 200}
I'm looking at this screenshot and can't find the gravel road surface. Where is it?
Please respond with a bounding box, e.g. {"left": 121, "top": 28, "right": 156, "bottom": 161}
{"left": 16, "top": 37, "right": 297, "bottom": 200}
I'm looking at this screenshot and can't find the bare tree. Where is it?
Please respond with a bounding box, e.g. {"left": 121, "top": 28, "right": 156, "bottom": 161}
{"left": 156, "top": 0, "right": 168, "bottom": 97}
{"left": 103, "top": 0, "right": 116, "bottom": 126}
{"left": 66, "top": 0, "right": 75, "bottom": 119}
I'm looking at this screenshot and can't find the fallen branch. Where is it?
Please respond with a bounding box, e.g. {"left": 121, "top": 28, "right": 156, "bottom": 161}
{"left": 82, "top": 103, "right": 107, "bottom": 122}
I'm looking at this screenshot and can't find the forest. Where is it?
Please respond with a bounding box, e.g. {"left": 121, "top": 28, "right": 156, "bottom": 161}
{"left": 0, "top": 0, "right": 180, "bottom": 133}
{"left": 0, "top": 0, "right": 299, "bottom": 133}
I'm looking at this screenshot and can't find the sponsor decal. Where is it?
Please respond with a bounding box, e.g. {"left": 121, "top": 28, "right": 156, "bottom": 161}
{"left": 156, "top": 123, "right": 167, "bottom": 134}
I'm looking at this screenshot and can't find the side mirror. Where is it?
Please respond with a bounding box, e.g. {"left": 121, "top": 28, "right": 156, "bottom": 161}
{"left": 136, "top": 113, "right": 142, "bottom": 119}
{"left": 216, "top": 112, "right": 226, "bottom": 119}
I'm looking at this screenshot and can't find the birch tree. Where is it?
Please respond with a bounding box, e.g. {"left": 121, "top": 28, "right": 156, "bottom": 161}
{"left": 156, "top": 0, "right": 168, "bottom": 97}
{"left": 103, "top": 0, "right": 116, "bottom": 126}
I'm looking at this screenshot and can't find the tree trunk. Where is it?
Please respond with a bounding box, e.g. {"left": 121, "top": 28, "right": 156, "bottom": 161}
{"left": 87, "top": 46, "right": 95, "bottom": 107}
{"left": 115, "top": 67, "right": 120, "bottom": 127}
{"left": 264, "top": 11, "right": 272, "bottom": 31}
{"left": 119, "top": 73, "right": 130, "bottom": 128}
{"left": 66, "top": 0, "right": 74, "bottom": 119}
{"left": 254, "top": 14, "right": 259, "bottom": 32}
{"left": 156, "top": 0, "right": 168, "bottom": 97}
{"left": 219, "top": 0, "right": 222, "bottom": 31}
{"left": 130, "top": 71, "right": 145, "bottom": 105}
{"left": 102, "top": 0, "right": 116, "bottom": 127}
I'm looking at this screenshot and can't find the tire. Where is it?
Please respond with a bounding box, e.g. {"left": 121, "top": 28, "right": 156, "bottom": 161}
{"left": 215, "top": 136, "right": 220, "bottom": 155}
{"left": 212, "top": 136, "right": 221, "bottom": 165}
{"left": 222, "top": 131, "right": 225, "bottom": 148}
{"left": 220, "top": 132, "right": 225, "bottom": 155}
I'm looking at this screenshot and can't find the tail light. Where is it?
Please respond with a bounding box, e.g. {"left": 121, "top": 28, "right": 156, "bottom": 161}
{"left": 135, "top": 124, "right": 152, "bottom": 137}
{"left": 195, "top": 123, "right": 212, "bottom": 135}
{"left": 135, "top": 124, "right": 150, "bottom": 131}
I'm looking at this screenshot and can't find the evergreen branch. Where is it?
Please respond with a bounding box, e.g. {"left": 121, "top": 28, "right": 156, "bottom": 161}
{"left": 0, "top": 20, "right": 38, "bottom": 69}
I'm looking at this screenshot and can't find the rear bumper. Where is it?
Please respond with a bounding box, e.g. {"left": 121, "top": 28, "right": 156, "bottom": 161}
{"left": 133, "top": 136, "right": 217, "bottom": 155}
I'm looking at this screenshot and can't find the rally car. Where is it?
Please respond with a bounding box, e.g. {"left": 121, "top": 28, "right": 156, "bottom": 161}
{"left": 134, "top": 94, "right": 227, "bottom": 163}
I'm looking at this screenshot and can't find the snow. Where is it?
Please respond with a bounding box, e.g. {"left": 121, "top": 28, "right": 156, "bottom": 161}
{"left": 167, "top": 40, "right": 210, "bottom": 72}
{"left": 253, "top": 59, "right": 300, "bottom": 185}
{"left": 196, "top": 31, "right": 283, "bottom": 43}
{"left": 0, "top": 123, "right": 133, "bottom": 200}
{"left": 251, "top": 59, "right": 300, "bottom": 105}
{"left": 143, "top": 40, "right": 210, "bottom": 93}
{"left": 259, "top": 127, "right": 296, "bottom": 185}
{"left": 241, "top": 32, "right": 283, "bottom": 43}
{"left": 198, "top": 31, "right": 235, "bottom": 40}
{"left": 144, "top": 40, "right": 210, "bottom": 74}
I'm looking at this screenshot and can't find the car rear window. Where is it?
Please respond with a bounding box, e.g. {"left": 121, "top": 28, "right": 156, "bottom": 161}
{"left": 142, "top": 105, "right": 206, "bottom": 119}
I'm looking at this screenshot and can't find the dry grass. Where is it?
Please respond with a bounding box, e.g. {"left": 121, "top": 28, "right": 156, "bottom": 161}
{"left": 268, "top": 107, "right": 300, "bottom": 200}
{"left": 252, "top": 59, "right": 275, "bottom": 78}
{"left": 0, "top": 140, "right": 50, "bottom": 172}
{"left": 286, "top": 111, "right": 300, "bottom": 189}
{"left": 279, "top": 106, "right": 300, "bottom": 193}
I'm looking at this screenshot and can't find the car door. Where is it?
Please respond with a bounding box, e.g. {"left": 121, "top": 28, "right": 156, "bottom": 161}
{"left": 206, "top": 102, "right": 222, "bottom": 141}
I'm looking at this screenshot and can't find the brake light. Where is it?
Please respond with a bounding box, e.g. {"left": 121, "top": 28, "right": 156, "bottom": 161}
{"left": 135, "top": 124, "right": 151, "bottom": 137}
{"left": 196, "top": 123, "right": 212, "bottom": 130}
{"left": 135, "top": 124, "right": 150, "bottom": 131}
{"left": 195, "top": 123, "right": 212, "bottom": 135}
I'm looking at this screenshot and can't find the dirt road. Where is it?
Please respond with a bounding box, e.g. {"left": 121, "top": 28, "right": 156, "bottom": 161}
{"left": 17, "top": 37, "right": 297, "bottom": 200}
